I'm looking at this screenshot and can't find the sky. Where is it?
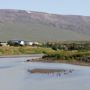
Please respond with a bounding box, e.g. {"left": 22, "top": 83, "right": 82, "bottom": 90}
{"left": 0, "top": 0, "right": 90, "bottom": 16}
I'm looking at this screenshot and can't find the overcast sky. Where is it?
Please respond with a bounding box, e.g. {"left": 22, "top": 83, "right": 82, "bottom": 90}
{"left": 0, "top": 0, "right": 89, "bottom": 16}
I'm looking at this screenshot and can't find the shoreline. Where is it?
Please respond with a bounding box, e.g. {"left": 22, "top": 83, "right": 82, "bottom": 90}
{"left": 0, "top": 54, "right": 44, "bottom": 58}
{"left": 0, "top": 54, "right": 90, "bottom": 66}
{"left": 31, "top": 58, "right": 90, "bottom": 66}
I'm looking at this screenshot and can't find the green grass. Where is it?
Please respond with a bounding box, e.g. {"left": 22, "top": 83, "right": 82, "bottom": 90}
{"left": 43, "top": 50, "right": 90, "bottom": 62}
{"left": 0, "top": 46, "right": 54, "bottom": 55}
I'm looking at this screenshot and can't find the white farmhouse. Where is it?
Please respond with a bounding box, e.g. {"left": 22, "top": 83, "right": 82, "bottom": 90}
{"left": 19, "top": 41, "right": 25, "bottom": 46}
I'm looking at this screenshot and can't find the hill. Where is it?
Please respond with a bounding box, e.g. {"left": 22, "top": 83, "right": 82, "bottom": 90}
{"left": 0, "top": 9, "right": 90, "bottom": 41}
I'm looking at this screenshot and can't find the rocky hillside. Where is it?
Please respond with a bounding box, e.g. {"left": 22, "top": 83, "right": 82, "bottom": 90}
{"left": 0, "top": 9, "right": 90, "bottom": 41}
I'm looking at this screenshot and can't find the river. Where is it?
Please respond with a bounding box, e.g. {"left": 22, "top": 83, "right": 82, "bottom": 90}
{"left": 0, "top": 55, "right": 90, "bottom": 90}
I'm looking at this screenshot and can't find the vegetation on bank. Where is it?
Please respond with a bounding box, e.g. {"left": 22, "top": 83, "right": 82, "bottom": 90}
{"left": 42, "top": 51, "right": 90, "bottom": 62}
{"left": 41, "top": 41, "right": 90, "bottom": 62}
{"left": 0, "top": 41, "right": 90, "bottom": 63}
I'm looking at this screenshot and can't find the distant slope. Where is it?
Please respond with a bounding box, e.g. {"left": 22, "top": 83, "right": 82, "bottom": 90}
{"left": 0, "top": 9, "right": 90, "bottom": 41}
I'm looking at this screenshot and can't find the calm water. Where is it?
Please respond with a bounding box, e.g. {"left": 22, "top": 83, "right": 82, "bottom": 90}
{"left": 0, "top": 56, "right": 90, "bottom": 90}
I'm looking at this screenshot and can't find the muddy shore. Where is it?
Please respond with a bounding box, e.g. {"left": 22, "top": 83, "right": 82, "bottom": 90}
{"left": 31, "top": 58, "right": 90, "bottom": 66}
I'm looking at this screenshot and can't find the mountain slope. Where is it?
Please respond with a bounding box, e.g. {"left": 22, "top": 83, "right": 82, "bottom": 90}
{"left": 0, "top": 9, "right": 90, "bottom": 41}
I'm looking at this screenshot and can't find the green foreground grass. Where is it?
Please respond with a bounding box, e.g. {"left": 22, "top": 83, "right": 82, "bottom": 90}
{"left": 0, "top": 46, "right": 54, "bottom": 55}
{"left": 0, "top": 46, "right": 90, "bottom": 64}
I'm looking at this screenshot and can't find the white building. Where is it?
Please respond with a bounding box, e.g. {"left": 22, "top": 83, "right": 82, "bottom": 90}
{"left": 24, "top": 41, "right": 34, "bottom": 46}
{"left": 19, "top": 41, "right": 25, "bottom": 46}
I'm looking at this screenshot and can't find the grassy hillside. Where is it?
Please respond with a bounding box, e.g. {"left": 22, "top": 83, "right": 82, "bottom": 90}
{"left": 0, "top": 9, "right": 90, "bottom": 41}
{"left": 0, "top": 22, "right": 90, "bottom": 41}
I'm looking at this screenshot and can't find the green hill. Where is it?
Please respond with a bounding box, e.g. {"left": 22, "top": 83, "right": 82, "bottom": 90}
{"left": 0, "top": 9, "right": 90, "bottom": 41}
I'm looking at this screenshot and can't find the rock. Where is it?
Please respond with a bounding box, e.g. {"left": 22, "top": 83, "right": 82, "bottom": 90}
{"left": 26, "top": 59, "right": 31, "bottom": 62}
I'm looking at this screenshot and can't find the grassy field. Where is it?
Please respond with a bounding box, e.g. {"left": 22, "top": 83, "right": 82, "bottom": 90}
{"left": 0, "top": 46, "right": 54, "bottom": 55}
{"left": 0, "top": 45, "right": 90, "bottom": 65}
{"left": 0, "top": 46, "right": 90, "bottom": 62}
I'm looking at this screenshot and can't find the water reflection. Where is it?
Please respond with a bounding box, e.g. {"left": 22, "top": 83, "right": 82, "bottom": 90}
{"left": 27, "top": 68, "right": 74, "bottom": 77}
